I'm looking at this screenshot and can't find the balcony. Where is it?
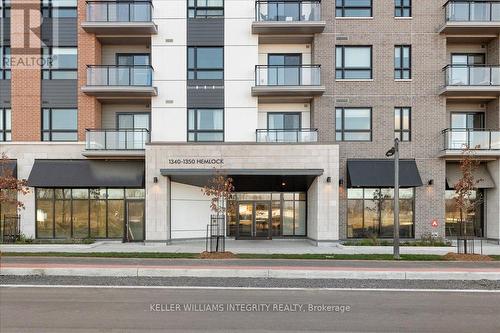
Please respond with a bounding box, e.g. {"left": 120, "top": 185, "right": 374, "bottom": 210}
{"left": 83, "top": 129, "right": 150, "bottom": 157}
{"left": 440, "top": 1, "right": 500, "bottom": 35}
{"left": 440, "top": 128, "right": 500, "bottom": 158}
{"left": 81, "top": 65, "right": 157, "bottom": 99}
{"left": 252, "top": 65, "right": 325, "bottom": 102}
{"left": 82, "top": 1, "right": 157, "bottom": 43}
{"left": 252, "top": 1, "right": 325, "bottom": 43}
{"left": 256, "top": 129, "right": 318, "bottom": 143}
{"left": 440, "top": 65, "right": 500, "bottom": 98}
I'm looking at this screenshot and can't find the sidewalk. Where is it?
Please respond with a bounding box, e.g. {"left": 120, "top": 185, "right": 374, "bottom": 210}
{"left": 2, "top": 239, "right": 500, "bottom": 255}
{"left": 2, "top": 256, "right": 500, "bottom": 281}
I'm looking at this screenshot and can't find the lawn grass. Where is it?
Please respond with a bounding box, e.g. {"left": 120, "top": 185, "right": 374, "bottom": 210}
{"left": 490, "top": 255, "right": 500, "bottom": 261}
{"left": 0, "top": 252, "right": 446, "bottom": 261}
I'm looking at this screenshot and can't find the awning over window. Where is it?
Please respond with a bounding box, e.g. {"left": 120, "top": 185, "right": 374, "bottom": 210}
{"left": 160, "top": 169, "right": 324, "bottom": 191}
{"left": 446, "top": 163, "right": 495, "bottom": 189}
{"left": 0, "top": 160, "right": 17, "bottom": 178}
{"left": 27, "top": 160, "right": 145, "bottom": 188}
{"left": 347, "top": 159, "right": 423, "bottom": 188}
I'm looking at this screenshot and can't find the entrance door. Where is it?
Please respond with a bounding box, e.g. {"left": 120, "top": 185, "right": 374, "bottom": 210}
{"left": 125, "top": 201, "right": 144, "bottom": 242}
{"left": 237, "top": 202, "right": 271, "bottom": 239}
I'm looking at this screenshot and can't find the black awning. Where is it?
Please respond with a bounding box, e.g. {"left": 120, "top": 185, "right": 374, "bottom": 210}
{"left": 347, "top": 159, "right": 423, "bottom": 188}
{"left": 28, "top": 160, "right": 145, "bottom": 188}
{"left": 0, "top": 160, "right": 17, "bottom": 178}
{"left": 160, "top": 169, "right": 324, "bottom": 191}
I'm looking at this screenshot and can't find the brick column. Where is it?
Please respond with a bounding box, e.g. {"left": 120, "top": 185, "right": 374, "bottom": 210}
{"left": 77, "top": 0, "right": 101, "bottom": 141}
{"left": 10, "top": 0, "right": 41, "bottom": 141}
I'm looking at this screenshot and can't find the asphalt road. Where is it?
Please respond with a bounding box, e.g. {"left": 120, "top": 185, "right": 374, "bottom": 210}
{"left": 1, "top": 286, "right": 499, "bottom": 332}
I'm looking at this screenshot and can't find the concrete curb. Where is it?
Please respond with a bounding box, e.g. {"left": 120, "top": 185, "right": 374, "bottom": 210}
{"left": 2, "top": 267, "right": 499, "bottom": 281}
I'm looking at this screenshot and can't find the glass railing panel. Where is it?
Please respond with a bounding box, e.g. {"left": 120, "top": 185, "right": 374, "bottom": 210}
{"left": 86, "top": 129, "right": 149, "bottom": 150}
{"left": 255, "top": 65, "right": 321, "bottom": 86}
{"left": 86, "top": 1, "right": 152, "bottom": 22}
{"left": 255, "top": 1, "right": 321, "bottom": 22}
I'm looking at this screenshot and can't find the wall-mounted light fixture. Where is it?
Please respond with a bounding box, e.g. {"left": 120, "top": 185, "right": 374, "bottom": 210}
{"left": 153, "top": 176, "right": 158, "bottom": 183}
{"left": 427, "top": 179, "right": 434, "bottom": 186}
{"left": 326, "top": 176, "right": 332, "bottom": 183}
{"left": 338, "top": 177, "right": 343, "bottom": 186}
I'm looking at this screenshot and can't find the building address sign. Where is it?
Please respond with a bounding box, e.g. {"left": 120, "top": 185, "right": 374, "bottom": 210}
{"left": 168, "top": 158, "right": 224, "bottom": 165}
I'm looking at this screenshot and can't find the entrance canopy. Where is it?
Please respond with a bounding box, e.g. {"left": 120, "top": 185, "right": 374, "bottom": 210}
{"left": 347, "top": 159, "right": 423, "bottom": 188}
{"left": 160, "top": 168, "right": 323, "bottom": 192}
{"left": 28, "top": 160, "right": 145, "bottom": 188}
{"left": 446, "top": 163, "right": 495, "bottom": 189}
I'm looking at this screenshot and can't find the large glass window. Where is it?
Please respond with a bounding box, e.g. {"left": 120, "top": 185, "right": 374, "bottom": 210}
{"left": 395, "top": 0, "right": 411, "bottom": 17}
{"left": 188, "top": 0, "right": 224, "bottom": 18}
{"left": 1, "top": 0, "right": 10, "bottom": 18}
{"left": 451, "top": 112, "right": 484, "bottom": 129}
{"left": 336, "top": 0, "right": 372, "bottom": 17}
{"left": 188, "top": 109, "right": 224, "bottom": 142}
{"left": 1, "top": 46, "right": 10, "bottom": 79}
{"left": 188, "top": 47, "right": 224, "bottom": 80}
{"left": 42, "top": 47, "right": 78, "bottom": 79}
{"left": 35, "top": 188, "right": 144, "bottom": 239}
{"left": 0, "top": 189, "right": 18, "bottom": 237}
{"left": 268, "top": 113, "right": 301, "bottom": 130}
{"left": 336, "top": 46, "right": 372, "bottom": 79}
{"left": 117, "top": 113, "right": 150, "bottom": 131}
{"left": 42, "top": 0, "right": 77, "bottom": 18}
{"left": 347, "top": 188, "right": 415, "bottom": 238}
{"left": 0, "top": 108, "right": 11, "bottom": 141}
{"left": 445, "top": 190, "right": 483, "bottom": 237}
{"left": 394, "top": 45, "right": 411, "bottom": 79}
{"left": 336, "top": 107, "right": 372, "bottom": 141}
{"left": 395, "top": 107, "right": 411, "bottom": 142}
{"left": 117, "top": 53, "right": 150, "bottom": 66}
{"left": 42, "top": 108, "right": 78, "bottom": 141}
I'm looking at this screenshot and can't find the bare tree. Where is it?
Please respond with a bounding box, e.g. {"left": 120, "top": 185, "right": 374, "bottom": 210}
{"left": 201, "top": 173, "right": 235, "bottom": 216}
{"left": 0, "top": 153, "right": 29, "bottom": 209}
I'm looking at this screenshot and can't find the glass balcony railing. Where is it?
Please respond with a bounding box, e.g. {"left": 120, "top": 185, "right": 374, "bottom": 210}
{"left": 86, "top": 1, "right": 153, "bottom": 22}
{"left": 255, "top": 1, "right": 321, "bottom": 22}
{"left": 445, "top": 1, "right": 500, "bottom": 22}
{"left": 86, "top": 65, "right": 153, "bottom": 87}
{"left": 256, "top": 129, "right": 318, "bottom": 143}
{"left": 443, "top": 128, "right": 500, "bottom": 150}
{"left": 255, "top": 65, "right": 321, "bottom": 86}
{"left": 86, "top": 129, "right": 150, "bottom": 150}
{"left": 444, "top": 65, "right": 500, "bottom": 86}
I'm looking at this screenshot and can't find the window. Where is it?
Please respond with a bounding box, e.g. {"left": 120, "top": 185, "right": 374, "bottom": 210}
{"left": 116, "top": 54, "right": 150, "bottom": 66}
{"left": 42, "top": 47, "right": 78, "bottom": 79}
{"left": 42, "top": 0, "right": 77, "bottom": 18}
{"left": 267, "top": 54, "right": 302, "bottom": 85}
{"left": 451, "top": 53, "right": 485, "bottom": 65}
{"left": 1, "top": 46, "right": 10, "bottom": 80}
{"left": 117, "top": 113, "right": 150, "bottom": 131}
{"left": 336, "top": 0, "right": 372, "bottom": 17}
{"left": 445, "top": 189, "right": 483, "bottom": 237}
{"left": 0, "top": 108, "right": 11, "bottom": 141}
{"left": 395, "top": 107, "right": 411, "bottom": 141}
{"left": 451, "top": 112, "right": 484, "bottom": 129}
{"left": 188, "top": 47, "right": 224, "bottom": 79}
{"left": 336, "top": 107, "right": 372, "bottom": 141}
{"left": 188, "top": 0, "right": 224, "bottom": 18}
{"left": 42, "top": 108, "right": 78, "bottom": 141}
{"left": 394, "top": 45, "right": 411, "bottom": 79}
{"left": 395, "top": 0, "right": 411, "bottom": 17}
{"left": 188, "top": 109, "right": 224, "bottom": 142}
{"left": 336, "top": 46, "right": 372, "bottom": 79}
{"left": 0, "top": 0, "right": 10, "bottom": 18}
{"left": 268, "top": 113, "right": 301, "bottom": 130}
{"left": 347, "top": 188, "right": 415, "bottom": 238}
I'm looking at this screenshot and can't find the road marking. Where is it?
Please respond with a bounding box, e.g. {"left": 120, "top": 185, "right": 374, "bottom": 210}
{"left": 1, "top": 284, "right": 499, "bottom": 293}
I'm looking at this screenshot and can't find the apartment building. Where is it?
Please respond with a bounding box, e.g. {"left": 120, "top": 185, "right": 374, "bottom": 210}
{"left": 0, "top": 0, "right": 499, "bottom": 244}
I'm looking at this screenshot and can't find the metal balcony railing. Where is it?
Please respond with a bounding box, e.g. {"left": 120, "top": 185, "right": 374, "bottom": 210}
{"left": 445, "top": 0, "right": 500, "bottom": 22}
{"left": 442, "top": 128, "right": 500, "bottom": 150}
{"left": 255, "top": 1, "right": 321, "bottom": 22}
{"left": 86, "top": 0, "right": 153, "bottom": 22}
{"left": 256, "top": 128, "right": 318, "bottom": 143}
{"left": 255, "top": 65, "right": 321, "bottom": 86}
{"left": 86, "top": 65, "right": 153, "bottom": 86}
{"left": 86, "top": 129, "right": 150, "bottom": 150}
{"left": 444, "top": 65, "right": 500, "bottom": 86}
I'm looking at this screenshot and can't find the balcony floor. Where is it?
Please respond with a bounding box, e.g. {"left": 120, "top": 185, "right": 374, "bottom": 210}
{"left": 439, "top": 85, "right": 500, "bottom": 99}
{"left": 82, "top": 150, "right": 146, "bottom": 158}
{"left": 439, "top": 21, "right": 500, "bottom": 35}
{"left": 252, "top": 85, "right": 325, "bottom": 102}
{"left": 81, "top": 21, "right": 158, "bottom": 35}
{"left": 81, "top": 86, "right": 158, "bottom": 100}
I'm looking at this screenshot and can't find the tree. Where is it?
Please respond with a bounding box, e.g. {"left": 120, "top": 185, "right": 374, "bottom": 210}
{"left": 0, "top": 153, "right": 29, "bottom": 210}
{"left": 454, "top": 147, "right": 482, "bottom": 253}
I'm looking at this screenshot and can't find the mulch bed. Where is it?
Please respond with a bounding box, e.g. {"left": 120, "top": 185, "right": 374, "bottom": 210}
{"left": 443, "top": 252, "right": 493, "bottom": 261}
{"left": 198, "top": 251, "right": 238, "bottom": 259}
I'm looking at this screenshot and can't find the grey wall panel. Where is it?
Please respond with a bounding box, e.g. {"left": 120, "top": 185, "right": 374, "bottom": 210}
{"left": 187, "top": 19, "right": 224, "bottom": 46}
{"left": 0, "top": 80, "right": 11, "bottom": 107}
{"left": 41, "top": 80, "right": 78, "bottom": 108}
{"left": 187, "top": 79, "right": 224, "bottom": 87}
{"left": 41, "top": 18, "right": 77, "bottom": 47}
{"left": 1, "top": 18, "right": 10, "bottom": 44}
{"left": 187, "top": 87, "right": 224, "bottom": 109}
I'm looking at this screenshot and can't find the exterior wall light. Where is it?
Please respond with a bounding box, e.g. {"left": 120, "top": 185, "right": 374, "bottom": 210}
{"left": 427, "top": 179, "right": 434, "bottom": 186}
{"left": 153, "top": 176, "right": 158, "bottom": 183}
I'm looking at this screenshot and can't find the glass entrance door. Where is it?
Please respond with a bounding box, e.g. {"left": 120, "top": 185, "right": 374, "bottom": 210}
{"left": 237, "top": 202, "right": 271, "bottom": 239}
{"left": 125, "top": 201, "right": 144, "bottom": 242}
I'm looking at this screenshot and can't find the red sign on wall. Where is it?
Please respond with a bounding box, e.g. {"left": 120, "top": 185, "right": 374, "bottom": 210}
{"left": 431, "top": 219, "right": 439, "bottom": 228}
